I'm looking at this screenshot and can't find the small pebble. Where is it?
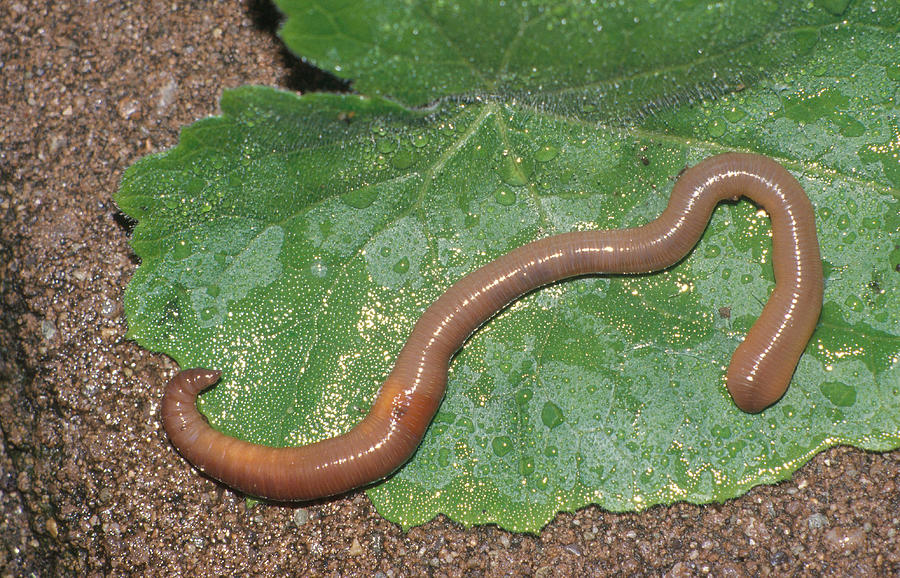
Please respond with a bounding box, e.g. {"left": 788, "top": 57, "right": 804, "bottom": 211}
{"left": 665, "top": 561, "right": 693, "bottom": 578}
{"left": 292, "top": 508, "right": 309, "bottom": 527}
{"left": 807, "top": 512, "right": 828, "bottom": 529}
{"left": 41, "top": 319, "right": 57, "bottom": 341}
{"left": 824, "top": 527, "right": 866, "bottom": 552}
{"left": 100, "top": 298, "right": 119, "bottom": 318}
{"left": 769, "top": 550, "right": 789, "bottom": 566}
{"left": 117, "top": 97, "right": 141, "bottom": 119}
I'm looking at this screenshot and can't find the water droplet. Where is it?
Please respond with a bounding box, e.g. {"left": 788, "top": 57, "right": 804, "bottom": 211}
{"left": 723, "top": 106, "right": 746, "bottom": 122}
{"left": 435, "top": 411, "right": 455, "bottom": 424}
{"left": 310, "top": 259, "right": 328, "bottom": 278}
{"left": 541, "top": 401, "right": 564, "bottom": 429}
{"left": 172, "top": 241, "right": 191, "bottom": 260}
{"left": 342, "top": 187, "right": 378, "bottom": 209}
{"left": 207, "top": 284, "right": 220, "bottom": 298}
{"left": 862, "top": 217, "right": 880, "bottom": 230}
{"left": 391, "top": 150, "right": 414, "bottom": 169}
{"left": 534, "top": 145, "right": 559, "bottom": 163}
{"left": 410, "top": 132, "right": 429, "bottom": 148}
{"left": 456, "top": 417, "right": 475, "bottom": 433}
{"left": 491, "top": 436, "right": 513, "bottom": 457}
{"left": 818, "top": 0, "right": 850, "bottom": 16}
{"left": 493, "top": 188, "right": 517, "bottom": 206}
{"left": 820, "top": 381, "right": 856, "bottom": 407}
{"left": 844, "top": 295, "right": 863, "bottom": 312}
{"left": 200, "top": 307, "right": 216, "bottom": 321}
{"left": 438, "top": 447, "right": 451, "bottom": 467}
{"left": 838, "top": 115, "right": 865, "bottom": 137}
{"left": 380, "top": 246, "right": 391, "bottom": 257}
{"left": 544, "top": 445, "right": 558, "bottom": 458}
{"left": 376, "top": 137, "right": 398, "bottom": 154}
{"left": 392, "top": 257, "right": 410, "bottom": 274}
{"left": 514, "top": 388, "right": 533, "bottom": 405}
{"left": 518, "top": 456, "right": 535, "bottom": 476}
{"left": 497, "top": 152, "right": 530, "bottom": 186}
{"left": 707, "top": 119, "right": 726, "bottom": 138}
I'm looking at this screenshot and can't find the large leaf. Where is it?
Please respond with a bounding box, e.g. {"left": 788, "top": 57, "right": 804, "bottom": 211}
{"left": 117, "top": 0, "right": 900, "bottom": 532}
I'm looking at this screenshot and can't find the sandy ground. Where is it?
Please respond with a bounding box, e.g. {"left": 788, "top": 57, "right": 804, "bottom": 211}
{"left": 2, "top": 1, "right": 898, "bottom": 575}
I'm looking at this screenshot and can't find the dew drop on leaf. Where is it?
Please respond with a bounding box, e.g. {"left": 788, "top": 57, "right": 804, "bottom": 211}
{"left": 708, "top": 119, "right": 726, "bottom": 138}
{"left": 541, "top": 401, "right": 564, "bottom": 429}
{"left": 820, "top": 381, "right": 857, "bottom": 407}
{"left": 518, "top": 456, "right": 535, "bottom": 476}
{"left": 172, "top": 241, "right": 191, "bottom": 261}
{"left": 493, "top": 188, "right": 517, "bottom": 206}
{"left": 534, "top": 145, "right": 559, "bottom": 162}
{"left": 342, "top": 187, "right": 379, "bottom": 209}
{"left": 844, "top": 295, "right": 863, "bottom": 312}
{"left": 723, "top": 106, "right": 746, "bottom": 122}
{"left": 310, "top": 259, "right": 328, "bottom": 278}
{"left": 711, "top": 424, "right": 732, "bottom": 439}
{"left": 392, "top": 257, "right": 410, "bottom": 274}
{"left": 497, "top": 153, "right": 530, "bottom": 186}
{"left": 391, "top": 149, "right": 414, "bottom": 169}
{"left": 457, "top": 417, "right": 475, "bottom": 433}
{"left": 492, "top": 436, "right": 513, "bottom": 457}
{"left": 376, "top": 137, "right": 398, "bottom": 154}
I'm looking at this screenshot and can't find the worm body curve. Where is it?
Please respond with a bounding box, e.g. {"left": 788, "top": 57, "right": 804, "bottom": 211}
{"left": 162, "top": 153, "right": 823, "bottom": 502}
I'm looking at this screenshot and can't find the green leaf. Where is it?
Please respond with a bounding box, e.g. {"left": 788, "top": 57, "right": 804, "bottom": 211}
{"left": 117, "top": 1, "right": 900, "bottom": 533}
{"left": 276, "top": 0, "right": 859, "bottom": 111}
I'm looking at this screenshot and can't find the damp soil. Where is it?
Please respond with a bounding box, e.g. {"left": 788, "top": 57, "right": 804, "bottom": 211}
{"left": 1, "top": 1, "right": 898, "bottom": 575}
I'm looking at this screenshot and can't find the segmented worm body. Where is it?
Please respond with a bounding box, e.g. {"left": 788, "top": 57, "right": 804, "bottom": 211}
{"left": 162, "top": 153, "right": 823, "bottom": 502}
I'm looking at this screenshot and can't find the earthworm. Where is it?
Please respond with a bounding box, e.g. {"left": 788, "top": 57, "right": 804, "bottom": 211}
{"left": 162, "top": 152, "right": 823, "bottom": 502}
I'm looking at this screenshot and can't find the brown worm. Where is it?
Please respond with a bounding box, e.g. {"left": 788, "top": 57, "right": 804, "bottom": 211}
{"left": 162, "top": 152, "right": 824, "bottom": 502}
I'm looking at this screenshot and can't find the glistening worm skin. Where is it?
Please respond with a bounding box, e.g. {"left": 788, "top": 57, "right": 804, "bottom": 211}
{"left": 162, "top": 152, "right": 824, "bottom": 502}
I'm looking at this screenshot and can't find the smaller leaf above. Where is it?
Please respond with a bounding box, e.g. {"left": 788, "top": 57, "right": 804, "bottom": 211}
{"left": 275, "top": 0, "right": 874, "bottom": 113}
